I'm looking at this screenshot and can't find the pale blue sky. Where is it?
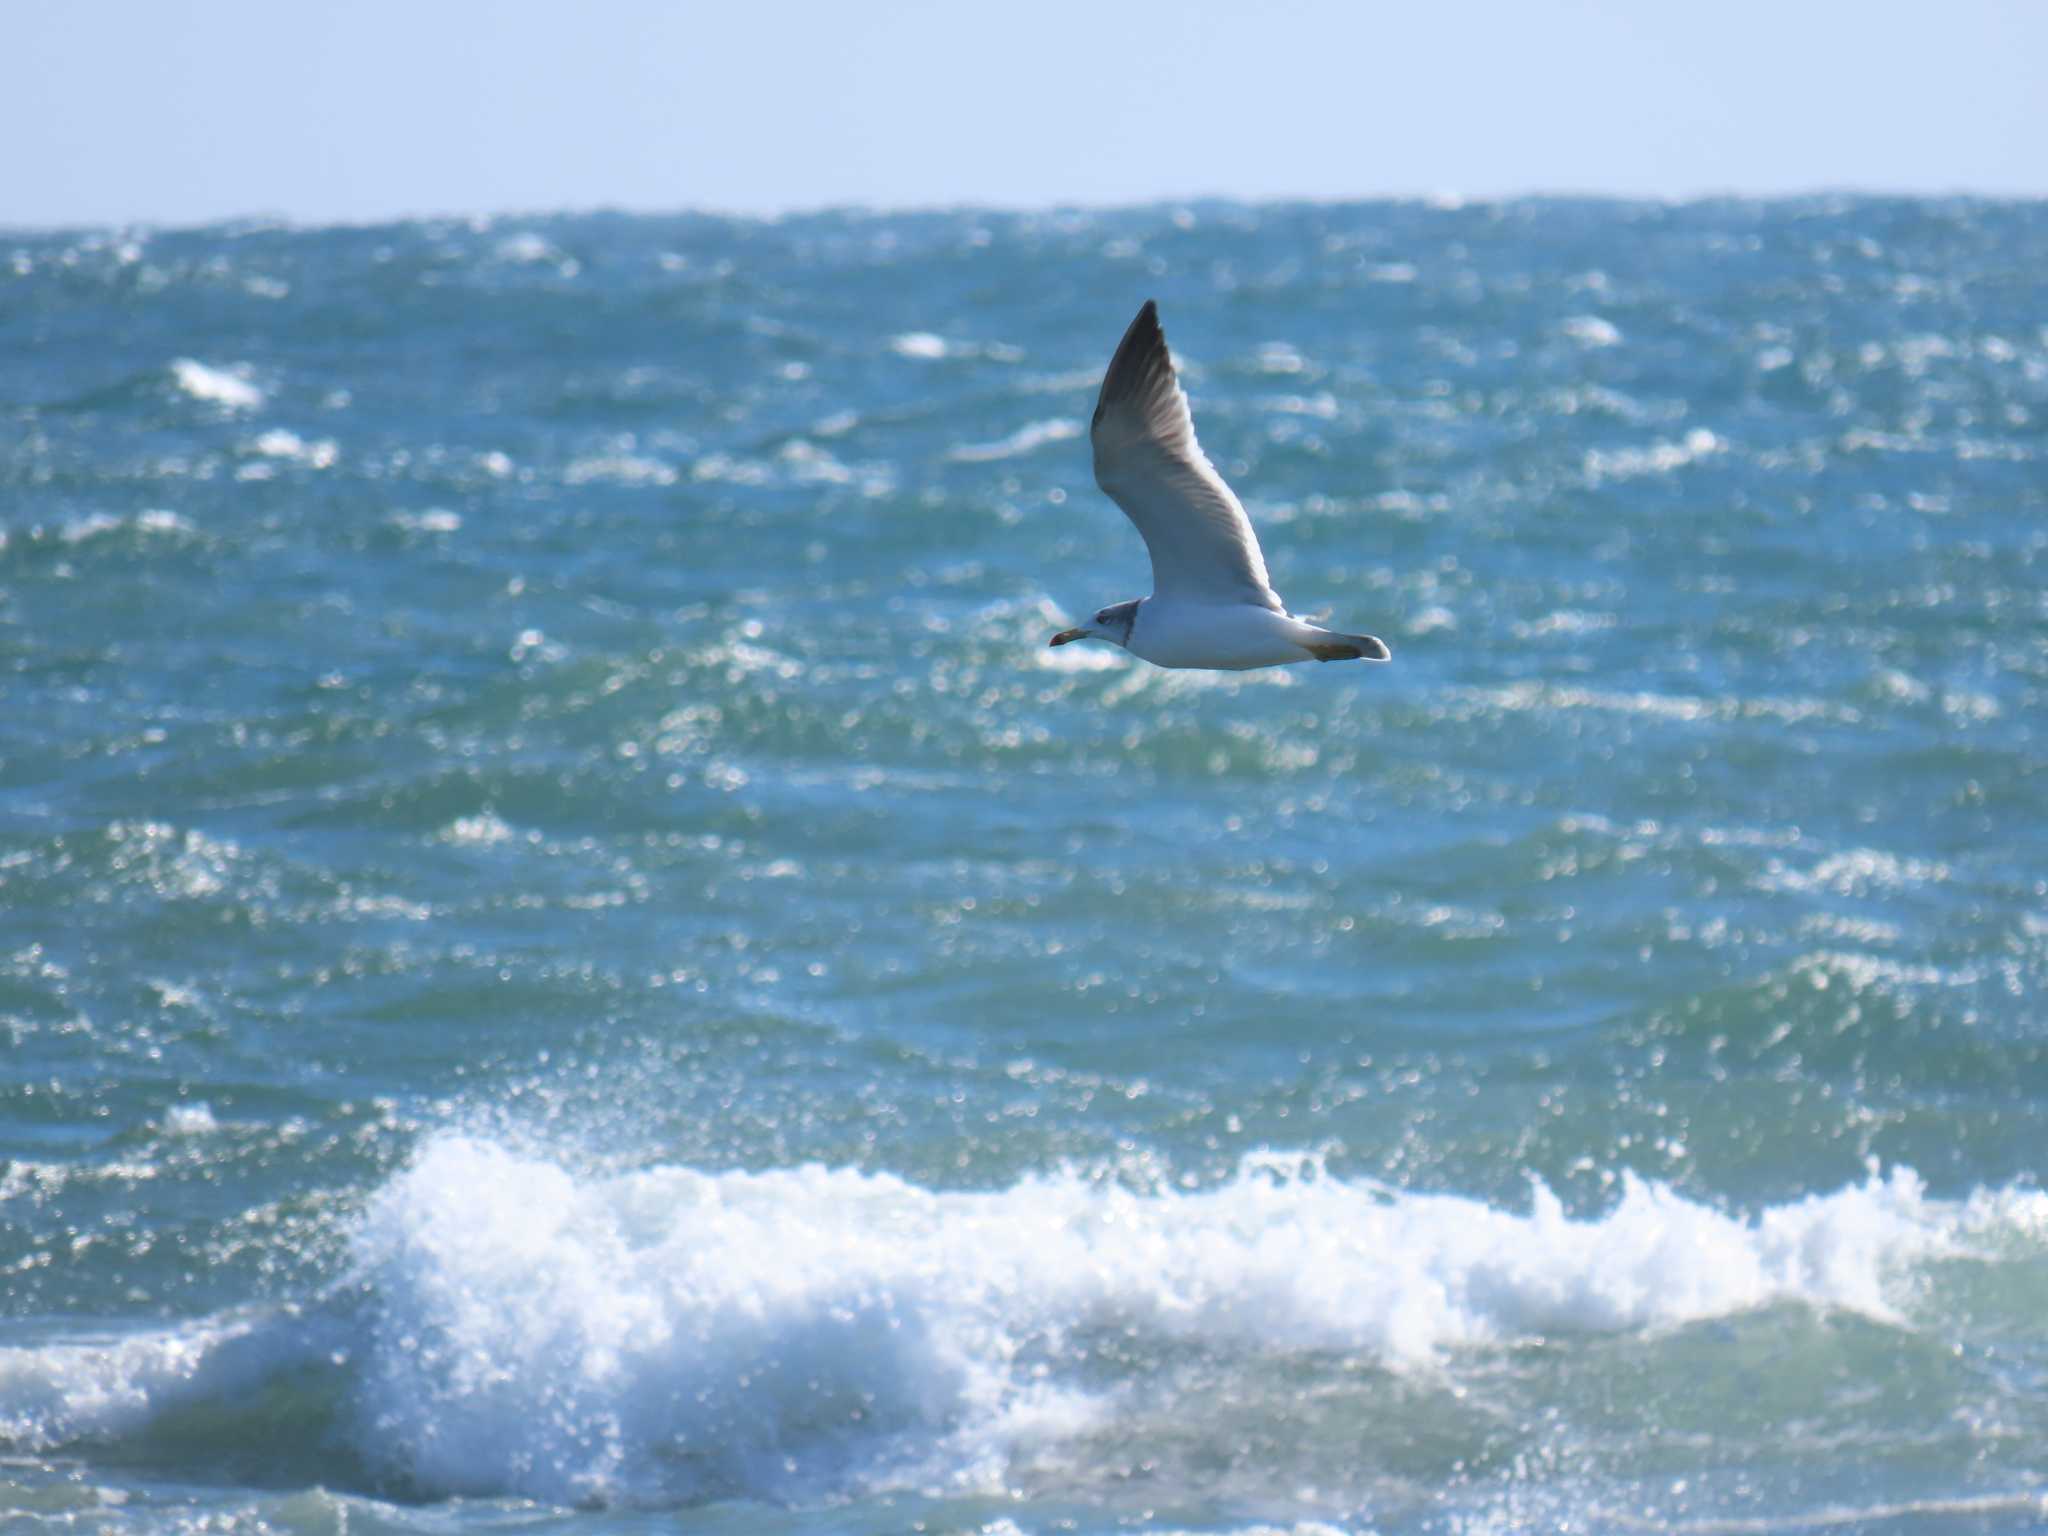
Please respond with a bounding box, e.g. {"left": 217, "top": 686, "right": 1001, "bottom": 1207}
{"left": 8, "top": 0, "right": 2044, "bottom": 229}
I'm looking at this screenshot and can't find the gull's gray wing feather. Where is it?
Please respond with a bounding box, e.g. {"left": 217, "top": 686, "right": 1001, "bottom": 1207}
{"left": 1089, "top": 300, "right": 1284, "bottom": 612}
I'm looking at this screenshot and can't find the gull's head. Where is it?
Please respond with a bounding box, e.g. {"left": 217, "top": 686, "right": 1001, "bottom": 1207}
{"left": 1050, "top": 599, "right": 1139, "bottom": 650}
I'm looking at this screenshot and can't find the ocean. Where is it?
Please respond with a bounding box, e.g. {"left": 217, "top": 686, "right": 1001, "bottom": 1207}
{"left": 2, "top": 197, "right": 2045, "bottom": 1535}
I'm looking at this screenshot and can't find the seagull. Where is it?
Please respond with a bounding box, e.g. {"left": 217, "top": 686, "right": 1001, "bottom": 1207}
{"left": 1050, "top": 300, "right": 1391, "bottom": 671}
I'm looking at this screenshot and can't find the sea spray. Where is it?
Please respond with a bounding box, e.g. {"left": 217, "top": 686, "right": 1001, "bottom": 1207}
{"left": 331, "top": 1135, "right": 1974, "bottom": 1504}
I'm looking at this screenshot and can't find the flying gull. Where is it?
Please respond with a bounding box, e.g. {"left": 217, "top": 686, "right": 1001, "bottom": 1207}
{"left": 1050, "top": 300, "right": 1391, "bottom": 671}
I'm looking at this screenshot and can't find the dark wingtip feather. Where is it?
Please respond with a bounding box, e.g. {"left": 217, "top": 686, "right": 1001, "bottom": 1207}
{"left": 1092, "top": 299, "right": 1172, "bottom": 430}
{"left": 1304, "top": 633, "right": 1393, "bottom": 663}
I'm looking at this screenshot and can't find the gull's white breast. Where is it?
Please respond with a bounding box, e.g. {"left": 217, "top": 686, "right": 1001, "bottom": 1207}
{"left": 1128, "top": 601, "right": 1318, "bottom": 671}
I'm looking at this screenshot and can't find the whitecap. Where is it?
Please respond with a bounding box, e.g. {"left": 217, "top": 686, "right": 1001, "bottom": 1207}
{"left": 777, "top": 438, "right": 854, "bottom": 484}
{"left": 1265, "top": 392, "right": 1339, "bottom": 419}
{"left": 947, "top": 418, "right": 1083, "bottom": 463}
{"left": 1562, "top": 315, "right": 1622, "bottom": 348}
{"left": 58, "top": 512, "right": 127, "bottom": 544}
{"left": 494, "top": 232, "right": 578, "bottom": 276}
{"left": 1583, "top": 427, "right": 1723, "bottom": 483}
{"left": 440, "top": 812, "right": 517, "bottom": 846}
{"left": 169, "top": 358, "right": 264, "bottom": 411}
{"left": 563, "top": 454, "right": 678, "bottom": 487}
{"left": 0, "top": 1317, "right": 288, "bottom": 1449}
{"left": 249, "top": 428, "right": 339, "bottom": 468}
{"left": 0, "top": 1136, "right": 2024, "bottom": 1510}
{"left": 388, "top": 508, "right": 462, "bottom": 534}
{"left": 161, "top": 1102, "right": 219, "bottom": 1136}
{"left": 329, "top": 1135, "right": 1991, "bottom": 1505}
{"left": 1512, "top": 609, "right": 1617, "bottom": 639}
{"left": 100, "top": 821, "right": 239, "bottom": 901}
{"left": 137, "top": 512, "right": 196, "bottom": 540}
{"left": 496, "top": 232, "right": 553, "bottom": 262}
{"left": 891, "top": 331, "right": 951, "bottom": 360}
{"left": 1764, "top": 847, "right": 1951, "bottom": 898}
{"left": 1471, "top": 681, "right": 1717, "bottom": 723}
{"left": 889, "top": 333, "right": 1020, "bottom": 364}
{"left": 1794, "top": 950, "right": 1976, "bottom": 993}
{"left": 691, "top": 452, "right": 771, "bottom": 486}
{"left": 1870, "top": 667, "right": 1932, "bottom": 704}
{"left": 1254, "top": 342, "right": 1308, "bottom": 375}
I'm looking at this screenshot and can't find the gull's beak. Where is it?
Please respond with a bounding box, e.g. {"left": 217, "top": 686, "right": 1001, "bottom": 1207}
{"left": 1048, "top": 626, "right": 1090, "bottom": 647}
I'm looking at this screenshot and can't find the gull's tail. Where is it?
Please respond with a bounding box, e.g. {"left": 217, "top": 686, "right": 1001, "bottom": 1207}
{"left": 1300, "top": 629, "right": 1392, "bottom": 663}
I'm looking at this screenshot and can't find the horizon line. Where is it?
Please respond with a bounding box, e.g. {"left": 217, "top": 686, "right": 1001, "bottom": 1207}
{"left": 6, "top": 183, "right": 2046, "bottom": 240}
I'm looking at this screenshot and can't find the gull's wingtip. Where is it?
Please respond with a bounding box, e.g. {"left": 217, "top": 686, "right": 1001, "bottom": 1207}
{"left": 1302, "top": 633, "right": 1393, "bottom": 663}
{"left": 1115, "top": 299, "right": 1163, "bottom": 353}
{"left": 1094, "top": 298, "right": 1174, "bottom": 430}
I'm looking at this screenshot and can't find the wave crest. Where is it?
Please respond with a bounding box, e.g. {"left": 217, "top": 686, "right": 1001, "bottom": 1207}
{"left": 336, "top": 1136, "right": 1979, "bottom": 1503}
{"left": 5, "top": 1136, "right": 2029, "bottom": 1508}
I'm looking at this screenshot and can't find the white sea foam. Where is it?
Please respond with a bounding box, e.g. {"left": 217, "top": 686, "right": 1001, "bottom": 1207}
{"left": 2, "top": 1139, "right": 2025, "bottom": 1509}
{"left": 1762, "top": 846, "right": 1951, "bottom": 898}
{"left": 335, "top": 1138, "right": 1989, "bottom": 1503}
{"left": 1265, "top": 390, "right": 1339, "bottom": 419}
{"left": 495, "top": 232, "right": 559, "bottom": 264}
{"left": 1871, "top": 666, "right": 1933, "bottom": 704}
{"left": 1511, "top": 609, "right": 1616, "bottom": 640}
{"left": 1562, "top": 315, "right": 1622, "bottom": 348}
{"left": 1255, "top": 341, "right": 1308, "bottom": 375}
{"left": 891, "top": 331, "right": 952, "bottom": 360}
{"left": 690, "top": 451, "right": 772, "bottom": 486}
{"left": 947, "top": 418, "right": 1083, "bottom": 463}
{"left": 388, "top": 508, "right": 462, "bottom": 533}
{"left": 102, "top": 820, "right": 241, "bottom": 900}
{"left": 1467, "top": 680, "right": 1856, "bottom": 728}
{"left": 890, "top": 332, "right": 1021, "bottom": 363}
{"left": 1584, "top": 427, "right": 1722, "bottom": 483}
{"left": 169, "top": 359, "right": 264, "bottom": 411}
{"left": 57, "top": 509, "right": 196, "bottom": 545}
{"left": 440, "top": 811, "right": 517, "bottom": 846}
{"left": 0, "top": 1314, "right": 289, "bottom": 1450}
{"left": 161, "top": 1102, "right": 219, "bottom": 1136}
{"left": 249, "top": 428, "right": 339, "bottom": 468}
{"left": 777, "top": 438, "right": 854, "bottom": 484}
{"left": 563, "top": 453, "right": 678, "bottom": 487}
{"left": 494, "top": 232, "right": 580, "bottom": 276}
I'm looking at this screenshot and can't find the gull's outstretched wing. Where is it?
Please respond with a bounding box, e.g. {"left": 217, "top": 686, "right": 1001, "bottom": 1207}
{"left": 1090, "top": 300, "right": 1283, "bottom": 612}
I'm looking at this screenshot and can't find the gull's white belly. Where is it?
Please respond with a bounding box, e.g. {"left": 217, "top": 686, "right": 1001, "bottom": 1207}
{"left": 1127, "top": 600, "right": 1312, "bottom": 670}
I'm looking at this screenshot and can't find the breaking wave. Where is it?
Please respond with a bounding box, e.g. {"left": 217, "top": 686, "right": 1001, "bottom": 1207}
{"left": 4, "top": 1134, "right": 2039, "bottom": 1508}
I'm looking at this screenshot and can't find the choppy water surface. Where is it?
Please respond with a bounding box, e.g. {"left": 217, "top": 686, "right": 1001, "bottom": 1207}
{"left": 3, "top": 199, "right": 2046, "bottom": 1535}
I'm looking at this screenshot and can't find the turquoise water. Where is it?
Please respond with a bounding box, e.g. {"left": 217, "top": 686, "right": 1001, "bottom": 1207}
{"left": 2, "top": 198, "right": 2046, "bottom": 1535}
